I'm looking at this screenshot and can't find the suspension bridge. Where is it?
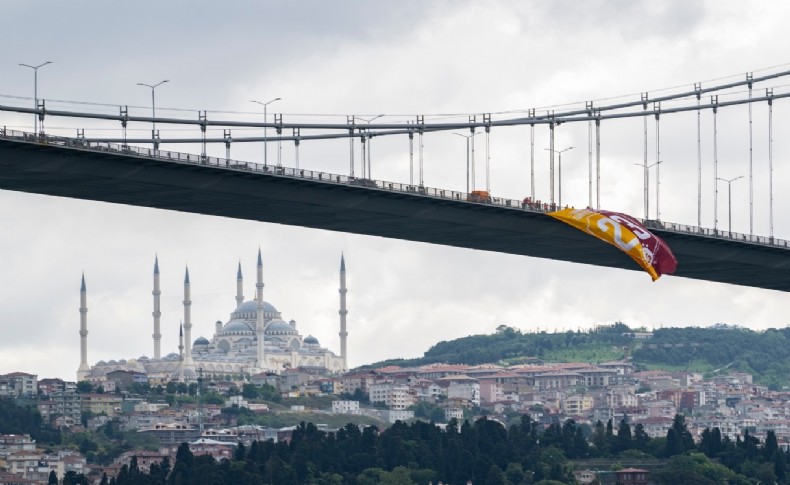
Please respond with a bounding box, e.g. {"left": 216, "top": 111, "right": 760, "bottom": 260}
{"left": 1, "top": 68, "right": 788, "bottom": 291}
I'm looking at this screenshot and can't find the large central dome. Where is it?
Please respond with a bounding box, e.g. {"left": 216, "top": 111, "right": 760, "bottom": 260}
{"left": 235, "top": 300, "right": 278, "bottom": 314}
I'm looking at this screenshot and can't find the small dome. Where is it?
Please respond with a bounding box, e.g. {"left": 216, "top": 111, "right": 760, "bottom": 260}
{"left": 138, "top": 356, "right": 150, "bottom": 361}
{"left": 304, "top": 335, "right": 319, "bottom": 345}
{"left": 222, "top": 320, "right": 253, "bottom": 333}
{"left": 194, "top": 336, "right": 210, "bottom": 346}
{"left": 96, "top": 360, "right": 106, "bottom": 365}
{"left": 265, "top": 319, "right": 297, "bottom": 336}
{"left": 165, "top": 353, "right": 179, "bottom": 360}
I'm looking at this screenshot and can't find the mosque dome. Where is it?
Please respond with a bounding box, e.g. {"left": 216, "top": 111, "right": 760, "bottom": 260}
{"left": 194, "top": 336, "right": 210, "bottom": 346}
{"left": 265, "top": 319, "right": 297, "bottom": 336}
{"left": 235, "top": 300, "right": 278, "bottom": 315}
{"left": 222, "top": 320, "right": 254, "bottom": 334}
{"left": 304, "top": 335, "right": 319, "bottom": 345}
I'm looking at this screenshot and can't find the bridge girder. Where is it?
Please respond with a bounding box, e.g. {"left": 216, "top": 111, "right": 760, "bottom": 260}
{"left": 0, "top": 138, "right": 788, "bottom": 292}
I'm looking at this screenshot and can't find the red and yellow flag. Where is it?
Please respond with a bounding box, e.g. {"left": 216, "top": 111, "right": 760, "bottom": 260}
{"left": 548, "top": 208, "right": 678, "bottom": 281}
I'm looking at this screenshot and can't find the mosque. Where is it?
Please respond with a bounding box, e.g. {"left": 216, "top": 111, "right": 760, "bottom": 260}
{"left": 77, "top": 250, "right": 349, "bottom": 382}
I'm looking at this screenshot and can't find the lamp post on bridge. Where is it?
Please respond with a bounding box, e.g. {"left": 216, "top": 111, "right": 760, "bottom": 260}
{"left": 545, "top": 146, "right": 574, "bottom": 209}
{"left": 251, "top": 97, "right": 281, "bottom": 166}
{"left": 137, "top": 80, "right": 169, "bottom": 151}
{"left": 454, "top": 132, "right": 481, "bottom": 195}
{"left": 716, "top": 175, "right": 743, "bottom": 234}
{"left": 633, "top": 160, "right": 663, "bottom": 220}
{"left": 355, "top": 115, "right": 384, "bottom": 179}
{"left": 19, "top": 61, "right": 52, "bottom": 135}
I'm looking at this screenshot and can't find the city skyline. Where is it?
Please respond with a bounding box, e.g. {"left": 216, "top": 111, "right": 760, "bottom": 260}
{"left": 1, "top": 0, "right": 789, "bottom": 380}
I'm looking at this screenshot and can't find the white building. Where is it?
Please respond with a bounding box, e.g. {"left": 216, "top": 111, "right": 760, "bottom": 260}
{"left": 80, "top": 251, "right": 350, "bottom": 381}
{"left": 370, "top": 382, "right": 413, "bottom": 410}
{"left": 379, "top": 409, "right": 415, "bottom": 424}
{"left": 446, "top": 380, "right": 481, "bottom": 407}
{"left": 331, "top": 400, "right": 361, "bottom": 414}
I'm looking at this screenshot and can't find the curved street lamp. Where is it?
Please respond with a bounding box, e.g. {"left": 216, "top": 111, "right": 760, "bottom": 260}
{"left": 251, "top": 98, "right": 282, "bottom": 166}
{"left": 545, "top": 146, "right": 574, "bottom": 208}
{"left": 716, "top": 175, "right": 744, "bottom": 233}
{"left": 454, "top": 132, "right": 481, "bottom": 194}
{"left": 355, "top": 115, "right": 384, "bottom": 178}
{"left": 137, "top": 80, "right": 169, "bottom": 149}
{"left": 19, "top": 61, "right": 53, "bottom": 134}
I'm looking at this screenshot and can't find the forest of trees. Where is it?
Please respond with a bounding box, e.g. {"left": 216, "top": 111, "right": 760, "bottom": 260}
{"left": 83, "top": 414, "right": 790, "bottom": 485}
{"left": 363, "top": 323, "right": 634, "bottom": 369}
{"left": 633, "top": 325, "right": 790, "bottom": 389}
{"left": 0, "top": 398, "right": 60, "bottom": 444}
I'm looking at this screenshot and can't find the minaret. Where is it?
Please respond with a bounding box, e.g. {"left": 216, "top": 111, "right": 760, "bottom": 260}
{"left": 77, "top": 273, "right": 90, "bottom": 381}
{"left": 339, "top": 254, "right": 348, "bottom": 371}
{"left": 152, "top": 256, "right": 162, "bottom": 359}
{"left": 255, "top": 249, "right": 266, "bottom": 372}
{"left": 236, "top": 261, "right": 244, "bottom": 308}
{"left": 183, "top": 266, "right": 194, "bottom": 371}
{"left": 178, "top": 324, "right": 185, "bottom": 382}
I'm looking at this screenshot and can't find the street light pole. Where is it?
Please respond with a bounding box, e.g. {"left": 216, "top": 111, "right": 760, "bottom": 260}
{"left": 716, "top": 176, "right": 744, "bottom": 233}
{"left": 454, "top": 132, "right": 481, "bottom": 195}
{"left": 251, "top": 98, "right": 282, "bottom": 166}
{"left": 545, "top": 146, "right": 574, "bottom": 208}
{"left": 19, "top": 61, "right": 53, "bottom": 135}
{"left": 633, "top": 160, "right": 662, "bottom": 220}
{"left": 355, "top": 115, "right": 384, "bottom": 178}
{"left": 137, "top": 80, "right": 169, "bottom": 150}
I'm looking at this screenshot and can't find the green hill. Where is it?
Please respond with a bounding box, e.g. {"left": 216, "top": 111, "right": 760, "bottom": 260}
{"left": 362, "top": 323, "right": 632, "bottom": 368}
{"left": 363, "top": 323, "right": 790, "bottom": 389}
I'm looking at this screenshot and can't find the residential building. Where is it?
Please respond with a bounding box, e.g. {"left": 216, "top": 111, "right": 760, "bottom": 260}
{"left": 331, "top": 400, "right": 360, "bottom": 414}
{"left": 369, "top": 382, "right": 412, "bottom": 410}
{"left": 562, "top": 394, "right": 595, "bottom": 415}
{"left": 38, "top": 392, "right": 82, "bottom": 424}
{"left": 0, "top": 373, "right": 37, "bottom": 398}
{"left": 80, "top": 394, "right": 123, "bottom": 417}
{"left": 138, "top": 423, "right": 200, "bottom": 446}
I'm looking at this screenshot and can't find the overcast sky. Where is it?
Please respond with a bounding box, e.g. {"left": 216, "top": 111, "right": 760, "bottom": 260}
{"left": 1, "top": 1, "right": 789, "bottom": 381}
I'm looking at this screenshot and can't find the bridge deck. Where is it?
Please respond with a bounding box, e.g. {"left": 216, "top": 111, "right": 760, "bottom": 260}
{"left": 0, "top": 134, "right": 788, "bottom": 292}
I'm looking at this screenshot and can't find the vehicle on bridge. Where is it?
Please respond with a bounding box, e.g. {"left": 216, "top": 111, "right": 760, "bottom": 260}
{"left": 467, "top": 190, "right": 492, "bottom": 203}
{"left": 349, "top": 178, "right": 378, "bottom": 188}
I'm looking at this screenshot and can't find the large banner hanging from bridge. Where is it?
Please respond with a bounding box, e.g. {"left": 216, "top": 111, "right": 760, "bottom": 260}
{"left": 548, "top": 208, "right": 678, "bottom": 281}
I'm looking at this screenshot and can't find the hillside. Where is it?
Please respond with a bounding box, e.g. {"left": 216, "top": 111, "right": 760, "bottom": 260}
{"left": 363, "top": 323, "right": 790, "bottom": 389}
{"left": 362, "top": 323, "right": 633, "bottom": 368}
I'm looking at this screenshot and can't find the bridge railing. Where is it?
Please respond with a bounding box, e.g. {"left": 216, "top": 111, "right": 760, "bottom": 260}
{"left": 1, "top": 127, "right": 787, "bottom": 250}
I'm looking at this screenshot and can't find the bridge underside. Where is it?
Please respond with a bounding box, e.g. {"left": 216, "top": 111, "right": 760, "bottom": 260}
{"left": 1, "top": 138, "right": 788, "bottom": 292}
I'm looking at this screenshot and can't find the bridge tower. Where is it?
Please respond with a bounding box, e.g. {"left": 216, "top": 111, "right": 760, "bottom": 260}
{"left": 152, "top": 256, "right": 162, "bottom": 359}
{"left": 339, "top": 254, "right": 348, "bottom": 371}
{"left": 77, "top": 274, "right": 90, "bottom": 381}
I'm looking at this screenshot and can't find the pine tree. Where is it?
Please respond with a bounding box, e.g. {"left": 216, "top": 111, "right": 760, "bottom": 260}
{"left": 616, "top": 417, "right": 632, "bottom": 453}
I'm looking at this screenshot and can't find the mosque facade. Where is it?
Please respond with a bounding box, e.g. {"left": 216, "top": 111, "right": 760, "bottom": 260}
{"left": 77, "top": 250, "right": 349, "bottom": 382}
